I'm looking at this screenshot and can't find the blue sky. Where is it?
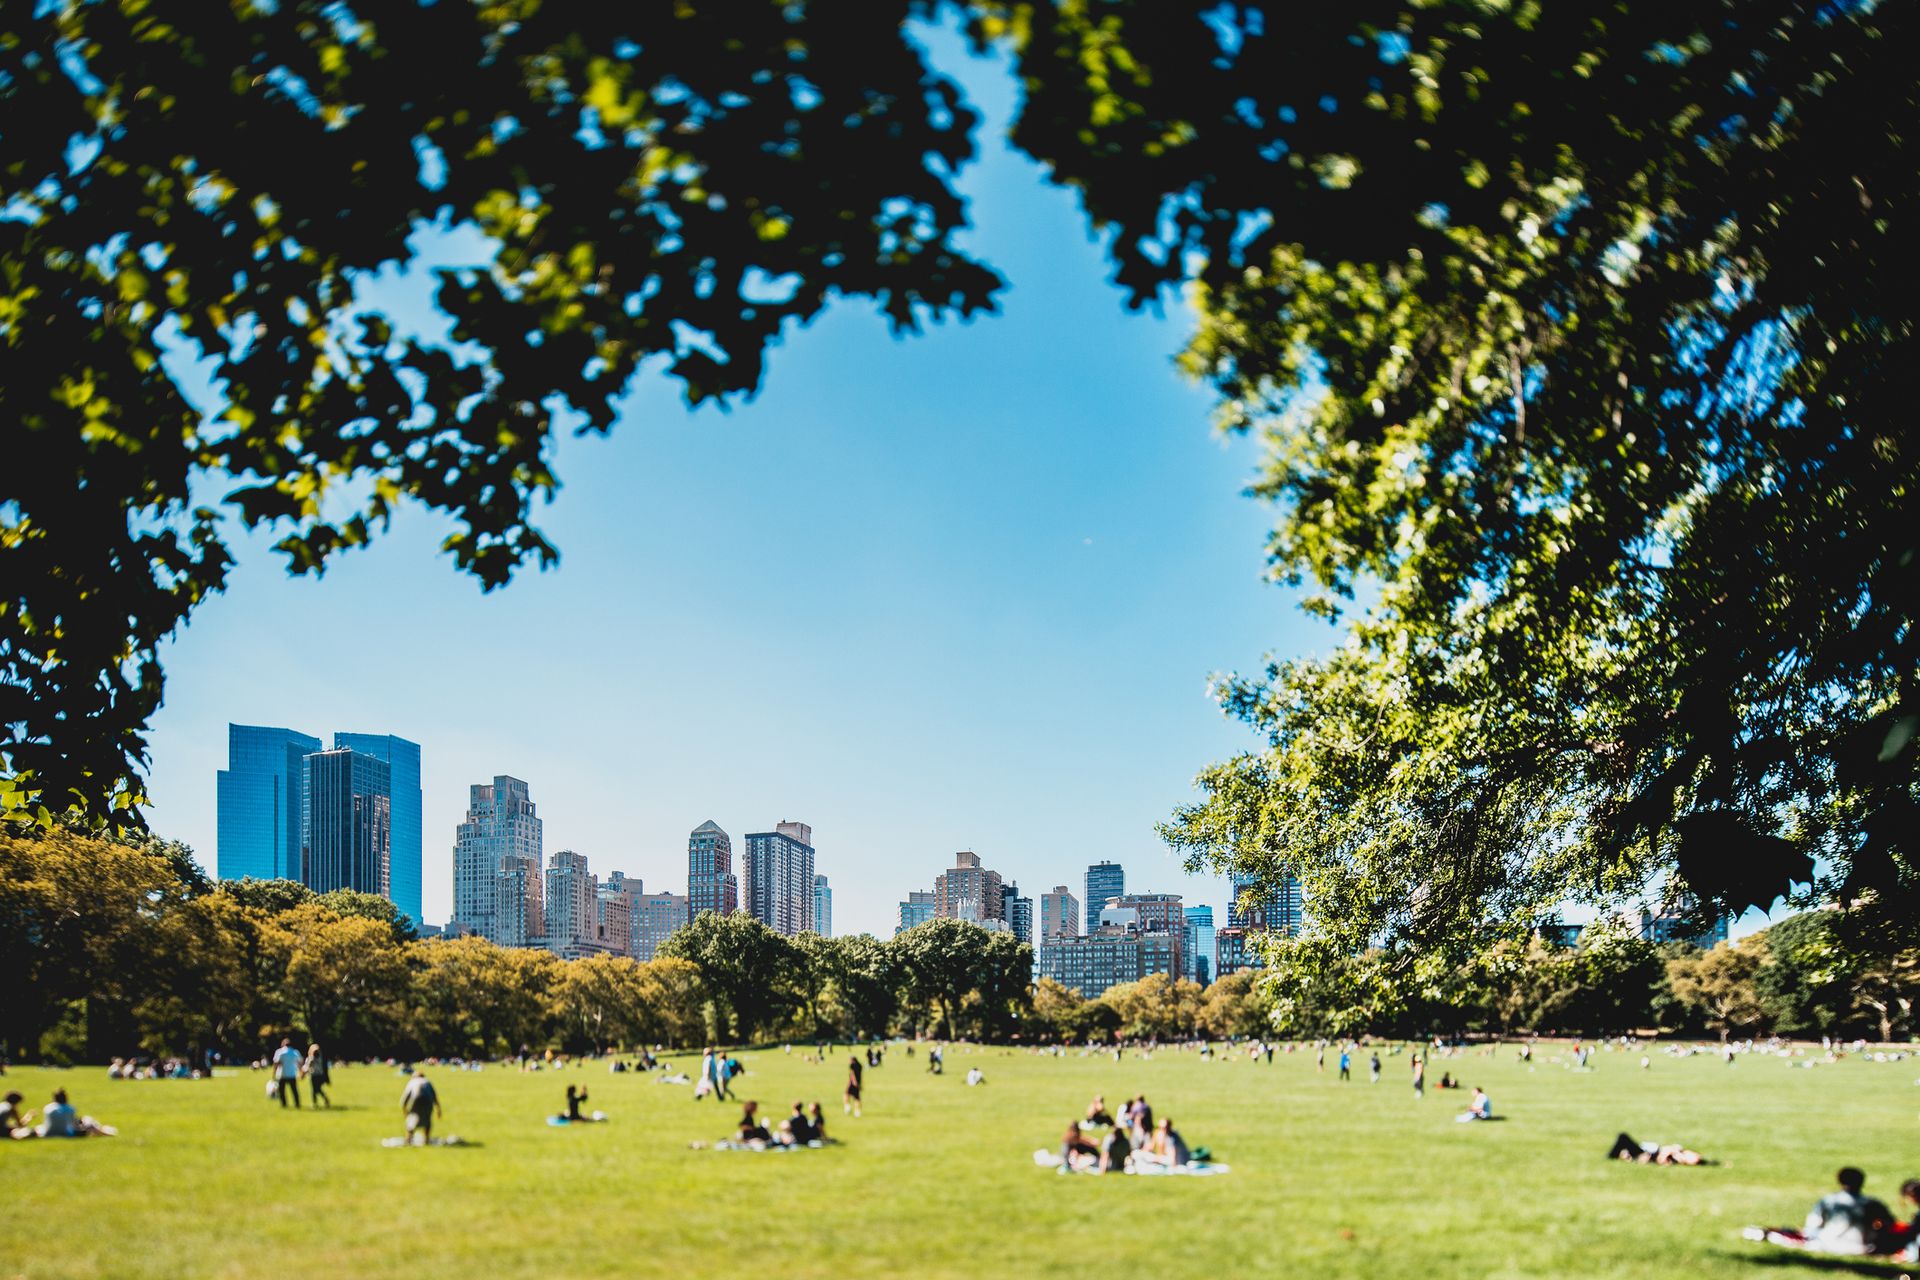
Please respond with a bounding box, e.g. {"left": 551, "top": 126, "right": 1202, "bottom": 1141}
{"left": 140, "top": 28, "right": 1329, "bottom": 937}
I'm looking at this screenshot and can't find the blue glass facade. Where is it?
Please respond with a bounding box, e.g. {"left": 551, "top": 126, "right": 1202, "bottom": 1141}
{"left": 302, "top": 748, "right": 392, "bottom": 897}
{"left": 335, "top": 732, "right": 422, "bottom": 926}
{"left": 217, "top": 725, "right": 323, "bottom": 882}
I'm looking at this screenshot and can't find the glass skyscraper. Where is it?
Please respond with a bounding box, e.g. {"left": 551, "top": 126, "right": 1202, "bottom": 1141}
{"left": 217, "top": 724, "right": 323, "bottom": 882}
{"left": 335, "top": 732, "right": 422, "bottom": 926}
{"left": 301, "top": 747, "right": 392, "bottom": 897}
{"left": 1184, "top": 905, "right": 1216, "bottom": 985}
{"left": 1085, "top": 860, "right": 1125, "bottom": 917}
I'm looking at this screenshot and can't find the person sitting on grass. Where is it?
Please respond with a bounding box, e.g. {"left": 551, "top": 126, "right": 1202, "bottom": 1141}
{"left": 1, "top": 1091, "right": 30, "bottom": 1138}
{"left": 1884, "top": 1180, "right": 1920, "bottom": 1261}
{"left": 1806, "top": 1168, "right": 1895, "bottom": 1254}
{"left": 787, "top": 1101, "right": 814, "bottom": 1144}
{"left": 1606, "top": 1133, "right": 1710, "bottom": 1165}
{"left": 29, "top": 1089, "right": 115, "bottom": 1138}
{"left": 1099, "top": 1122, "right": 1131, "bottom": 1174}
{"left": 737, "top": 1101, "right": 771, "bottom": 1144}
{"left": 1456, "top": 1087, "right": 1492, "bottom": 1122}
{"left": 564, "top": 1084, "right": 590, "bottom": 1122}
{"left": 1059, "top": 1120, "right": 1100, "bottom": 1172}
{"left": 965, "top": 1067, "right": 986, "bottom": 1086}
{"left": 1130, "top": 1117, "right": 1193, "bottom": 1171}
{"left": 1083, "top": 1095, "right": 1114, "bottom": 1128}
{"left": 809, "top": 1103, "right": 827, "bottom": 1142}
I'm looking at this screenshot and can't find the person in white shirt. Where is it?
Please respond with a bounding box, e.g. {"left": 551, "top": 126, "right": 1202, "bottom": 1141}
{"left": 271, "top": 1038, "right": 303, "bottom": 1108}
{"left": 1803, "top": 1168, "right": 1893, "bottom": 1254}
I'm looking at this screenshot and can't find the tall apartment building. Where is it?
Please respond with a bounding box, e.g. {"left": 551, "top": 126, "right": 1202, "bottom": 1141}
{"left": 1001, "top": 882, "right": 1034, "bottom": 945}
{"left": 896, "top": 890, "right": 937, "bottom": 935}
{"left": 217, "top": 724, "right": 324, "bottom": 883}
{"left": 300, "top": 747, "right": 392, "bottom": 897}
{"left": 686, "top": 820, "right": 738, "bottom": 920}
{"left": 1037, "top": 921, "right": 1185, "bottom": 998}
{"left": 934, "top": 851, "right": 1004, "bottom": 924}
{"left": 1085, "top": 861, "right": 1125, "bottom": 917}
{"left": 631, "top": 892, "right": 688, "bottom": 960}
{"left": 1214, "top": 926, "right": 1259, "bottom": 977}
{"left": 813, "top": 875, "right": 833, "bottom": 938}
{"left": 743, "top": 820, "right": 816, "bottom": 936}
{"left": 1184, "top": 905, "right": 1216, "bottom": 984}
{"left": 450, "top": 776, "right": 543, "bottom": 943}
{"left": 598, "top": 871, "right": 640, "bottom": 956}
{"left": 542, "top": 850, "right": 601, "bottom": 957}
{"left": 335, "top": 732, "right": 423, "bottom": 926}
{"left": 1040, "top": 886, "right": 1080, "bottom": 941}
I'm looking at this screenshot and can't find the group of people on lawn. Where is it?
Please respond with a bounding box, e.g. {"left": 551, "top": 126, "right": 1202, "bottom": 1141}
{"left": 1058, "top": 1093, "right": 1195, "bottom": 1173}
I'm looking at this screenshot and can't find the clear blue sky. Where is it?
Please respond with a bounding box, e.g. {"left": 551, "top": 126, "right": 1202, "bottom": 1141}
{"left": 141, "top": 27, "right": 1329, "bottom": 937}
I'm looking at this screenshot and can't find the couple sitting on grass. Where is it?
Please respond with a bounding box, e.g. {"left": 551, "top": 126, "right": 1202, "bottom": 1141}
{"left": 707, "top": 1099, "right": 831, "bottom": 1150}
{"left": 0, "top": 1089, "right": 117, "bottom": 1139}
{"left": 1747, "top": 1168, "right": 1920, "bottom": 1260}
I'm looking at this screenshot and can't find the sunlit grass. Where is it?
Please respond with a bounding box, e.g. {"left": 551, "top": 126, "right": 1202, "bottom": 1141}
{"left": 1, "top": 1040, "right": 1914, "bottom": 1278}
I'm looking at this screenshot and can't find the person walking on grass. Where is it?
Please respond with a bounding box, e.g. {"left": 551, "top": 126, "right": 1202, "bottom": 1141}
{"left": 1412, "top": 1054, "right": 1425, "bottom": 1099}
{"left": 304, "top": 1042, "right": 331, "bottom": 1108}
{"left": 1339, "top": 1048, "right": 1351, "bottom": 1081}
{"left": 844, "top": 1054, "right": 863, "bottom": 1117}
{"left": 1369, "top": 1051, "right": 1382, "bottom": 1083}
{"left": 400, "top": 1070, "right": 440, "bottom": 1145}
{"left": 271, "top": 1038, "right": 303, "bottom": 1109}
{"left": 1317, "top": 1042, "right": 1326, "bottom": 1073}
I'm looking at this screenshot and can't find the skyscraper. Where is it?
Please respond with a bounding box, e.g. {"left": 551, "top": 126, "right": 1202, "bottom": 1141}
{"left": 1001, "top": 882, "right": 1034, "bottom": 945}
{"left": 687, "top": 820, "right": 738, "bottom": 920}
{"left": 335, "top": 732, "right": 422, "bottom": 926}
{"left": 216, "top": 724, "right": 322, "bottom": 883}
{"left": 631, "top": 891, "right": 688, "bottom": 960}
{"left": 1184, "top": 905, "right": 1216, "bottom": 984}
{"left": 598, "top": 871, "right": 640, "bottom": 956}
{"left": 934, "top": 851, "right": 1004, "bottom": 924}
{"left": 300, "top": 747, "right": 391, "bottom": 897}
{"left": 813, "top": 874, "right": 833, "bottom": 938}
{"left": 451, "top": 776, "right": 543, "bottom": 943}
{"left": 1040, "top": 886, "right": 1080, "bottom": 940}
{"left": 542, "top": 850, "right": 602, "bottom": 957}
{"left": 743, "top": 820, "right": 816, "bottom": 936}
{"left": 896, "top": 889, "right": 937, "bottom": 935}
{"left": 1085, "top": 861, "right": 1125, "bottom": 917}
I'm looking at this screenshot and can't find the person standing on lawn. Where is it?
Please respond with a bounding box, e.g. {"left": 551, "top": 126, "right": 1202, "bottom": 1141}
{"left": 400, "top": 1070, "right": 441, "bottom": 1145}
{"left": 271, "top": 1038, "right": 303, "bottom": 1108}
{"left": 304, "top": 1042, "right": 331, "bottom": 1108}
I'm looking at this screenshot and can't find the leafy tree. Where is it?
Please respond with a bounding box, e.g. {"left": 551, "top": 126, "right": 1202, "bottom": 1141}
{"left": 1083, "top": 1, "right": 1920, "bottom": 973}
{"left": 266, "top": 902, "right": 411, "bottom": 1052}
{"left": 656, "top": 911, "right": 800, "bottom": 1043}
{"left": 2, "top": 0, "right": 999, "bottom": 827}
{"left": 1198, "top": 970, "right": 1271, "bottom": 1041}
{"left": 217, "top": 878, "right": 319, "bottom": 916}
{"left": 1667, "top": 938, "right": 1770, "bottom": 1040}
{"left": 634, "top": 957, "right": 710, "bottom": 1049}
{"left": 550, "top": 953, "right": 648, "bottom": 1054}
{"left": 817, "top": 934, "right": 900, "bottom": 1041}
{"left": 409, "top": 934, "right": 558, "bottom": 1056}
{"left": 892, "top": 918, "right": 997, "bottom": 1041}
{"left": 1104, "top": 973, "right": 1204, "bottom": 1041}
{"left": 1029, "top": 976, "right": 1085, "bottom": 1042}
{"left": 315, "top": 888, "right": 418, "bottom": 942}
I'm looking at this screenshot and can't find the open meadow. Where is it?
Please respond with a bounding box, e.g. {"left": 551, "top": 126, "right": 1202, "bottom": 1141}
{"left": 1, "top": 1042, "right": 1914, "bottom": 1279}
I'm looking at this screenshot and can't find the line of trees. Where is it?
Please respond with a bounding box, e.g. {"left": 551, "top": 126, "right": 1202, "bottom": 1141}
{"left": 0, "top": 828, "right": 1275, "bottom": 1062}
{"left": 1252, "top": 916, "right": 1920, "bottom": 1044}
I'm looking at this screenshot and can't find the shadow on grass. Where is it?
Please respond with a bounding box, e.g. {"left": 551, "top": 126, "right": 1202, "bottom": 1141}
{"left": 1714, "top": 1249, "right": 1913, "bottom": 1277}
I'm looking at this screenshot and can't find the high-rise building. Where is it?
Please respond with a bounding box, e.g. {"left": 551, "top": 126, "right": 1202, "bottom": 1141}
{"left": 300, "top": 747, "right": 391, "bottom": 898}
{"left": 1085, "top": 861, "right": 1125, "bottom": 917}
{"left": 1184, "top": 905, "right": 1215, "bottom": 984}
{"left": 542, "top": 850, "right": 601, "bottom": 957}
{"left": 598, "top": 871, "right": 640, "bottom": 956}
{"left": 1228, "top": 870, "right": 1303, "bottom": 936}
{"left": 216, "top": 724, "right": 323, "bottom": 883}
{"left": 687, "top": 820, "right": 738, "bottom": 920}
{"left": 1040, "top": 886, "right": 1080, "bottom": 940}
{"left": 631, "top": 892, "right": 688, "bottom": 960}
{"left": 1001, "top": 882, "right": 1034, "bottom": 945}
{"left": 1215, "top": 927, "right": 1260, "bottom": 977}
{"left": 335, "top": 733, "right": 422, "bottom": 927}
{"left": 743, "top": 820, "right": 816, "bottom": 936}
{"left": 813, "top": 874, "right": 833, "bottom": 938}
{"left": 451, "top": 776, "right": 543, "bottom": 943}
{"left": 934, "top": 851, "right": 1004, "bottom": 924}
{"left": 896, "top": 890, "right": 937, "bottom": 935}
{"left": 1638, "top": 905, "right": 1728, "bottom": 949}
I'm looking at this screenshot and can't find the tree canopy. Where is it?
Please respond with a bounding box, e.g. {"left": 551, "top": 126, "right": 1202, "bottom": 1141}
{"left": 5, "top": 2, "right": 1913, "bottom": 972}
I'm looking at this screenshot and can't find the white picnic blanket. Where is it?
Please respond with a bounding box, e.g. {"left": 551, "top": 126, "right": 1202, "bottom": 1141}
{"left": 1031, "top": 1148, "right": 1231, "bottom": 1176}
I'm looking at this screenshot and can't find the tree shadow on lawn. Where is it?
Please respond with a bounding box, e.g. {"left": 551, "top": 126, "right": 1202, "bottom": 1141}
{"left": 1714, "top": 1250, "right": 1913, "bottom": 1277}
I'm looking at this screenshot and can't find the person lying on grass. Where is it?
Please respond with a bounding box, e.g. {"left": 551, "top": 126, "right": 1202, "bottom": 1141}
{"left": 12, "top": 1089, "right": 116, "bottom": 1138}
{"left": 1606, "top": 1133, "right": 1711, "bottom": 1165}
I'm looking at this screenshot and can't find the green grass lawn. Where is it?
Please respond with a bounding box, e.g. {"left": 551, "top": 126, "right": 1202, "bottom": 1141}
{"left": 0, "top": 1041, "right": 1914, "bottom": 1279}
